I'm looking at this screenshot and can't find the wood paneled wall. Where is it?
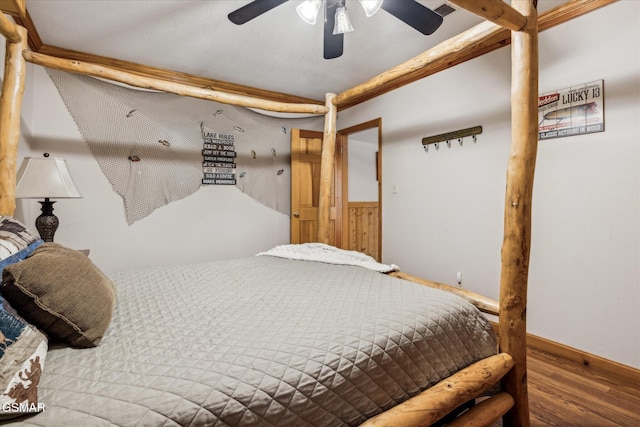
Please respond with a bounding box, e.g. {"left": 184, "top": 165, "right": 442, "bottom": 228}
{"left": 346, "top": 202, "right": 380, "bottom": 261}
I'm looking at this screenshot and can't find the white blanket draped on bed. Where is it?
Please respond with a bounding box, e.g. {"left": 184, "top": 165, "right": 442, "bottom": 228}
{"left": 6, "top": 255, "right": 496, "bottom": 427}
{"left": 257, "top": 243, "right": 399, "bottom": 273}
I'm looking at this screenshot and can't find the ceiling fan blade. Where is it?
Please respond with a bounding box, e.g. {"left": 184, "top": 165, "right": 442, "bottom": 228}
{"left": 381, "top": 0, "right": 443, "bottom": 35}
{"left": 228, "top": 0, "right": 289, "bottom": 25}
{"left": 324, "top": 5, "right": 344, "bottom": 59}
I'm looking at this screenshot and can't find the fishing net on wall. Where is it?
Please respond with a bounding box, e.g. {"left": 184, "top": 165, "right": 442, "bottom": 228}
{"left": 47, "top": 69, "right": 323, "bottom": 224}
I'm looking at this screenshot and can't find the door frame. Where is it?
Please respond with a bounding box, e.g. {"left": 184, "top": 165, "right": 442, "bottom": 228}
{"left": 338, "top": 118, "right": 382, "bottom": 261}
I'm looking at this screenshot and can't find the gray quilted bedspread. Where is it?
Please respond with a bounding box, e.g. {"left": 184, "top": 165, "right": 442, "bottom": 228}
{"left": 5, "top": 256, "right": 497, "bottom": 426}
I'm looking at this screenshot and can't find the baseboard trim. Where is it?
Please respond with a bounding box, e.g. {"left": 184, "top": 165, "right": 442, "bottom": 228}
{"left": 526, "top": 333, "right": 640, "bottom": 385}
{"left": 490, "top": 322, "right": 640, "bottom": 385}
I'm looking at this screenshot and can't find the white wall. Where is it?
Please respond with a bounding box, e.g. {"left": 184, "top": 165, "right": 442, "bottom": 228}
{"left": 348, "top": 131, "right": 378, "bottom": 202}
{"left": 18, "top": 66, "right": 309, "bottom": 274}
{"left": 338, "top": 2, "right": 640, "bottom": 368}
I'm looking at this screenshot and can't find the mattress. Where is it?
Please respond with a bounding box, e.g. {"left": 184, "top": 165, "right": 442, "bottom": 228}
{"left": 3, "top": 254, "right": 497, "bottom": 426}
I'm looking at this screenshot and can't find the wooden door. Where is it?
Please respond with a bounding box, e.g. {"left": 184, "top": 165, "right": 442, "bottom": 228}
{"left": 290, "top": 129, "right": 343, "bottom": 246}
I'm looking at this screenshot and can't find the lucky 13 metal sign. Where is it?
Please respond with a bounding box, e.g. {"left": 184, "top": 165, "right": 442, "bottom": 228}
{"left": 538, "top": 79, "right": 604, "bottom": 140}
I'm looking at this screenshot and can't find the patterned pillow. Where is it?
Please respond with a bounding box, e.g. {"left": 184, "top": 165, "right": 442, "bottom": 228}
{"left": 0, "top": 295, "right": 47, "bottom": 419}
{"left": 0, "top": 217, "right": 43, "bottom": 277}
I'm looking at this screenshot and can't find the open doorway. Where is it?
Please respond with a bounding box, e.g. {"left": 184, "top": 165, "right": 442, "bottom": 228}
{"left": 339, "top": 119, "right": 382, "bottom": 261}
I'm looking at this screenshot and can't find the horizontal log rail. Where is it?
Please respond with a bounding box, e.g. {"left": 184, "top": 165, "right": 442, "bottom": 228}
{"left": 335, "top": 20, "right": 502, "bottom": 109}
{"left": 0, "top": 0, "right": 25, "bottom": 18}
{"left": 360, "top": 353, "right": 514, "bottom": 427}
{"left": 23, "top": 50, "right": 329, "bottom": 116}
{"left": 448, "top": 0, "right": 527, "bottom": 31}
{"left": 36, "top": 44, "right": 321, "bottom": 106}
{"left": 446, "top": 392, "right": 515, "bottom": 427}
{"left": 336, "top": 0, "right": 618, "bottom": 110}
{"left": 538, "top": 0, "right": 618, "bottom": 32}
{"left": 0, "top": 11, "right": 22, "bottom": 43}
{"left": 389, "top": 271, "right": 499, "bottom": 316}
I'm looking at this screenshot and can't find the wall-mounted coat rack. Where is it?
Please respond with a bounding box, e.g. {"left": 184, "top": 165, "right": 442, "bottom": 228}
{"left": 422, "top": 126, "right": 482, "bottom": 152}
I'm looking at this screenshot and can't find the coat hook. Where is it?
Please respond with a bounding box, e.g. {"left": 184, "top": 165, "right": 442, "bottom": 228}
{"left": 421, "top": 125, "right": 483, "bottom": 150}
{"left": 435, "top": 142, "right": 440, "bottom": 151}
{"left": 424, "top": 145, "right": 429, "bottom": 153}
{"left": 473, "top": 135, "right": 477, "bottom": 143}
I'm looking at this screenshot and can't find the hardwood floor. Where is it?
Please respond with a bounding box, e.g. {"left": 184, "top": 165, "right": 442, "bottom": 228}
{"left": 520, "top": 346, "right": 640, "bottom": 426}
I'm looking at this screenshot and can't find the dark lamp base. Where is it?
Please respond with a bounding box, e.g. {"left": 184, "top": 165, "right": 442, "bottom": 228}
{"left": 36, "top": 198, "right": 58, "bottom": 242}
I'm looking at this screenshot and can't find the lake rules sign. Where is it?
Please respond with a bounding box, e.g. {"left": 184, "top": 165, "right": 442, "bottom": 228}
{"left": 538, "top": 80, "right": 604, "bottom": 140}
{"left": 201, "top": 131, "right": 236, "bottom": 185}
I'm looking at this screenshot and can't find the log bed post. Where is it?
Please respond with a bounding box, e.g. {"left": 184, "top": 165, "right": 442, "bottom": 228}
{"left": 317, "top": 93, "right": 337, "bottom": 244}
{"left": 499, "top": 0, "right": 538, "bottom": 425}
{"left": 0, "top": 23, "right": 27, "bottom": 216}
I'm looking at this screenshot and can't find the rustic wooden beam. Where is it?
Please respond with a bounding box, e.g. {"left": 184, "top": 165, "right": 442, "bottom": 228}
{"left": 446, "top": 392, "right": 515, "bottom": 427}
{"left": 0, "top": 0, "right": 25, "bottom": 18}
{"left": 499, "top": 0, "right": 538, "bottom": 425}
{"left": 538, "top": 0, "right": 618, "bottom": 31}
{"left": 0, "top": 10, "right": 22, "bottom": 43}
{"left": 335, "top": 20, "right": 503, "bottom": 109}
{"left": 0, "top": 25, "right": 27, "bottom": 216}
{"left": 361, "top": 353, "right": 514, "bottom": 427}
{"left": 448, "top": 0, "right": 527, "bottom": 31}
{"left": 389, "top": 271, "right": 499, "bottom": 316}
{"left": 317, "top": 93, "right": 337, "bottom": 244}
{"left": 336, "top": 0, "right": 618, "bottom": 110}
{"left": 23, "top": 50, "right": 328, "bottom": 115}
{"left": 37, "top": 44, "right": 324, "bottom": 107}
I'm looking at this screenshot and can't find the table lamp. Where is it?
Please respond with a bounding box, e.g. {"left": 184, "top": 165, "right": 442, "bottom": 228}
{"left": 15, "top": 155, "right": 82, "bottom": 242}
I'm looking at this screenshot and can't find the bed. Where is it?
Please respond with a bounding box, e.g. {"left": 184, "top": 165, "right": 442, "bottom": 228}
{"left": 0, "top": 0, "right": 595, "bottom": 425}
{"left": 0, "top": 241, "right": 499, "bottom": 426}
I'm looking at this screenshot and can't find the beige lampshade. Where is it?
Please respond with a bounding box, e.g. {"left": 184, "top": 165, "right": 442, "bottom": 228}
{"left": 15, "top": 157, "right": 82, "bottom": 199}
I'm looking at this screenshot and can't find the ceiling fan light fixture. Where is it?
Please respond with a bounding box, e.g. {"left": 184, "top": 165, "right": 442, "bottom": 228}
{"left": 358, "top": 0, "right": 383, "bottom": 17}
{"left": 296, "top": 0, "right": 322, "bottom": 25}
{"left": 333, "top": 6, "right": 354, "bottom": 35}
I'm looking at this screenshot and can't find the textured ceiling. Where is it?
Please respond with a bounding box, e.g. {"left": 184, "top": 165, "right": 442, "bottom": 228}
{"left": 26, "top": 0, "right": 561, "bottom": 102}
{"left": 26, "top": 0, "right": 482, "bottom": 101}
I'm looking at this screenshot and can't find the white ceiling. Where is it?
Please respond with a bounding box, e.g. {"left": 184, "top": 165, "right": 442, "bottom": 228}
{"left": 25, "top": 0, "right": 561, "bottom": 102}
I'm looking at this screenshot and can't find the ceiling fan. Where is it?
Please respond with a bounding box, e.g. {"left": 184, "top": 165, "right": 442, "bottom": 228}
{"left": 228, "top": 0, "right": 444, "bottom": 60}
